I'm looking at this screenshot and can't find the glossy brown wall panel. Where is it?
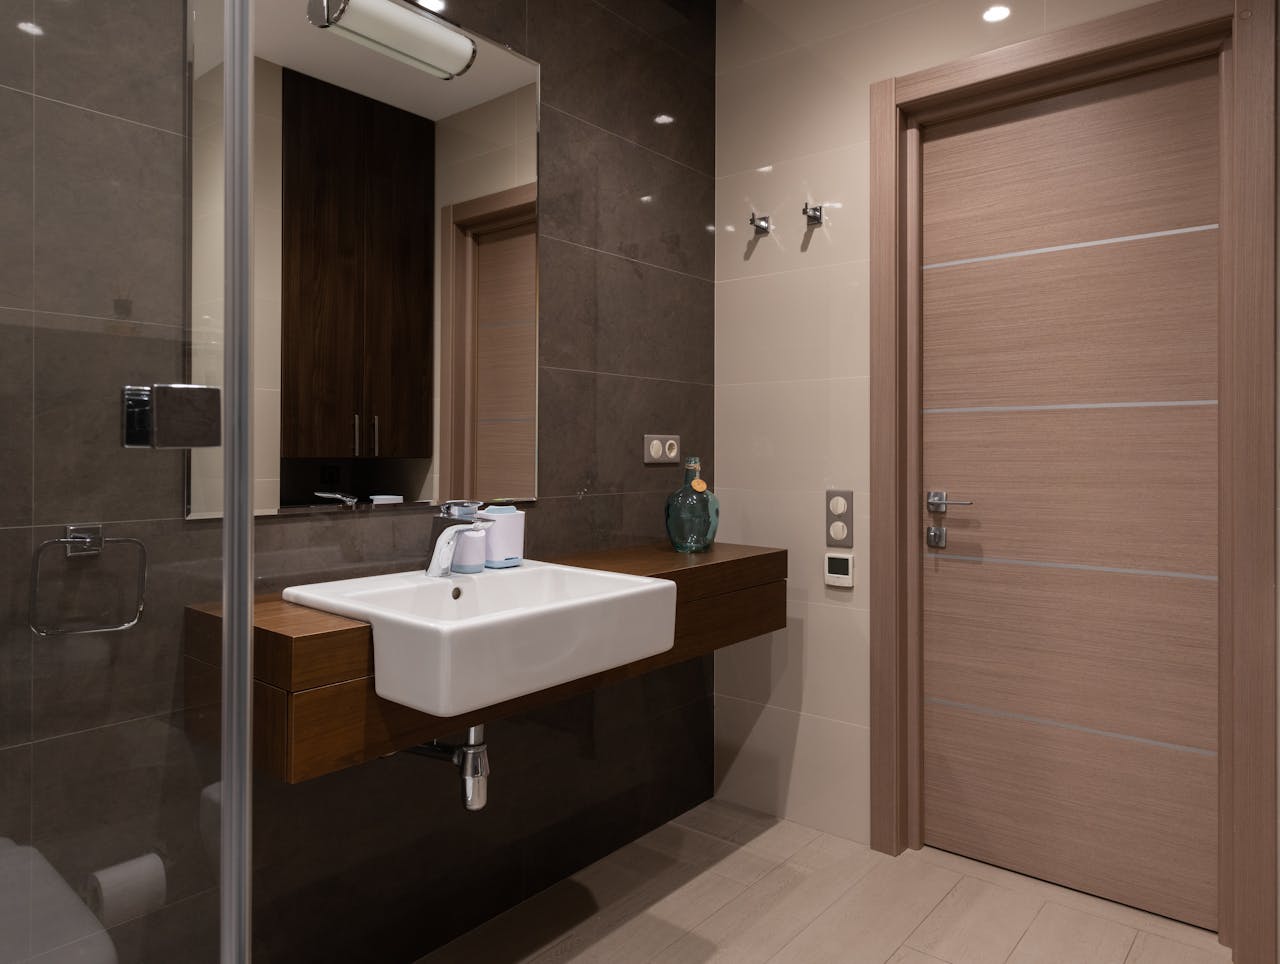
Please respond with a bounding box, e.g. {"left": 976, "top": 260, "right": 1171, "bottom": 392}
{"left": 923, "top": 229, "right": 1218, "bottom": 409}
{"left": 922, "top": 57, "right": 1220, "bottom": 266}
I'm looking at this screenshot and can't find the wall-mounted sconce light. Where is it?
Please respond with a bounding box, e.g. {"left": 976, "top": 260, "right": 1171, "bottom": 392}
{"left": 802, "top": 202, "right": 824, "bottom": 226}
{"left": 308, "top": 0, "right": 477, "bottom": 79}
{"left": 749, "top": 212, "right": 772, "bottom": 235}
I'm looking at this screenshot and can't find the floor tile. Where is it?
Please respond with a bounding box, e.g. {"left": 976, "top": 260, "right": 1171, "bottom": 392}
{"left": 1125, "top": 931, "right": 1231, "bottom": 964}
{"left": 1007, "top": 903, "right": 1136, "bottom": 964}
{"left": 635, "top": 821, "right": 779, "bottom": 886}
{"left": 906, "top": 876, "right": 1043, "bottom": 964}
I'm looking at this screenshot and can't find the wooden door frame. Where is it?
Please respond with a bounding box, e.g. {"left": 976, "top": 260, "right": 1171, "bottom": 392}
{"left": 868, "top": 1, "right": 1276, "bottom": 958}
{"left": 438, "top": 182, "right": 537, "bottom": 502}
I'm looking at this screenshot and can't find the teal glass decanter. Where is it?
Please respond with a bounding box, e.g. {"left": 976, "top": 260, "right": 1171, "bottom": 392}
{"left": 665, "top": 456, "right": 719, "bottom": 553}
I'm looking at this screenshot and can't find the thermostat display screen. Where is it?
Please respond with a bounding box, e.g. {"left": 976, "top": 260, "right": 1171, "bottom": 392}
{"left": 827, "top": 557, "right": 850, "bottom": 576}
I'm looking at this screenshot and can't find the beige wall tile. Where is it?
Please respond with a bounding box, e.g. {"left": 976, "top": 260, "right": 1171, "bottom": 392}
{"left": 715, "top": 143, "right": 869, "bottom": 279}
{"left": 716, "top": 260, "right": 868, "bottom": 384}
{"left": 1006, "top": 903, "right": 1135, "bottom": 964}
{"left": 906, "top": 875, "right": 1043, "bottom": 964}
{"left": 715, "top": 600, "right": 870, "bottom": 725}
{"left": 714, "top": 695, "right": 871, "bottom": 841}
{"left": 1044, "top": 0, "right": 1156, "bottom": 31}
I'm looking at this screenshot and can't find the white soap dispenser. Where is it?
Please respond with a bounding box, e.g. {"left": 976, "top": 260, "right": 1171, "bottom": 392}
{"left": 476, "top": 505, "right": 524, "bottom": 568}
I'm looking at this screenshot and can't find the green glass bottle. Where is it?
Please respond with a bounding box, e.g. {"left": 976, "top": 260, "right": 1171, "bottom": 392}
{"left": 665, "top": 456, "right": 719, "bottom": 553}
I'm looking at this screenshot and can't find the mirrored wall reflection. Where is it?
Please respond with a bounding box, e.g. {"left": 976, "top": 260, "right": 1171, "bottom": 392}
{"left": 188, "top": 5, "right": 540, "bottom": 518}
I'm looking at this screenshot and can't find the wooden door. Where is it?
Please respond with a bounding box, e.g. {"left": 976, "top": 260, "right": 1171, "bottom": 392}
{"left": 472, "top": 223, "right": 537, "bottom": 498}
{"left": 920, "top": 57, "right": 1220, "bottom": 928}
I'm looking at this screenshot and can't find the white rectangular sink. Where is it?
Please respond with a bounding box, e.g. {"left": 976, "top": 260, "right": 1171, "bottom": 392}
{"left": 282, "top": 561, "right": 676, "bottom": 717}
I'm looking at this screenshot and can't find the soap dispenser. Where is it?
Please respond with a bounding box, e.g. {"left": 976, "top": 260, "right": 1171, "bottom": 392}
{"left": 476, "top": 505, "right": 524, "bottom": 568}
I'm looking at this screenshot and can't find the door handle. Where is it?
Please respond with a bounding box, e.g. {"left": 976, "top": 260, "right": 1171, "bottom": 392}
{"left": 926, "top": 490, "right": 973, "bottom": 514}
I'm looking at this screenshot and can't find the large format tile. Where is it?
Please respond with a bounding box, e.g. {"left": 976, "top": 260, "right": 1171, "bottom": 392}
{"left": 33, "top": 99, "right": 184, "bottom": 324}
{"left": 594, "top": 0, "right": 715, "bottom": 70}
{"left": 714, "top": 600, "right": 870, "bottom": 727}
{"left": 715, "top": 260, "right": 868, "bottom": 383}
{"left": 1006, "top": 903, "right": 1136, "bottom": 964}
{"left": 906, "top": 875, "right": 1043, "bottom": 964}
{"left": 714, "top": 143, "right": 869, "bottom": 281}
{"left": 0, "top": 528, "right": 32, "bottom": 750}
{"left": 0, "top": 0, "right": 32, "bottom": 91}
{"left": 530, "top": 0, "right": 714, "bottom": 174}
{"left": 539, "top": 238, "right": 714, "bottom": 385}
{"left": 1125, "top": 932, "right": 1231, "bottom": 964}
{"left": 713, "top": 696, "right": 870, "bottom": 843}
{"left": 1045, "top": 0, "right": 1156, "bottom": 31}
{"left": 0, "top": 743, "right": 31, "bottom": 844}
{"left": 0, "top": 87, "right": 33, "bottom": 310}
{"left": 0, "top": 310, "right": 33, "bottom": 527}
{"left": 30, "top": 517, "right": 222, "bottom": 739}
{"left": 539, "top": 107, "right": 714, "bottom": 280}
{"left": 769, "top": 851, "right": 960, "bottom": 964}
{"left": 33, "top": 315, "right": 186, "bottom": 525}
{"left": 448, "top": 0, "right": 529, "bottom": 54}
{"left": 33, "top": 0, "right": 184, "bottom": 132}
{"left": 538, "top": 368, "right": 713, "bottom": 499}
{"left": 523, "top": 490, "right": 672, "bottom": 558}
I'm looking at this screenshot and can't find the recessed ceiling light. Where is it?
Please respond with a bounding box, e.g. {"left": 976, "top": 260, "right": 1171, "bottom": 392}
{"left": 639, "top": 195, "right": 654, "bottom": 204}
{"left": 413, "top": 0, "right": 447, "bottom": 11}
{"left": 17, "top": 21, "right": 43, "bottom": 35}
{"left": 653, "top": 113, "right": 675, "bottom": 125}
{"left": 982, "top": 5, "right": 1011, "bottom": 22}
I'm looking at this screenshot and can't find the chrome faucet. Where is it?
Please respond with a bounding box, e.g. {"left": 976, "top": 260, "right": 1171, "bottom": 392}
{"left": 314, "top": 491, "right": 358, "bottom": 509}
{"left": 427, "top": 520, "right": 491, "bottom": 578}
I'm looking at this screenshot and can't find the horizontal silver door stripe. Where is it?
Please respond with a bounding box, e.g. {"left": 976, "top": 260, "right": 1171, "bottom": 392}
{"left": 938, "top": 554, "right": 1217, "bottom": 582}
{"left": 926, "top": 697, "right": 1217, "bottom": 758}
{"left": 925, "top": 399, "right": 1218, "bottom": 415}
{"left": 922, "top": 223, "right": 1219, "bottom": 270}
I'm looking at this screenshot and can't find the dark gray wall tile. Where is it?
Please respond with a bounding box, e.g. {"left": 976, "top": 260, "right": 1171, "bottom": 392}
{"left": 593, "top": 0, "right": 715, "bottom": 69}
{"left": 0, "top": 88, "right": 33, "bottom": 310}
{"left": 0, "top": 745, "right": 32, "bottom": 964}
{"left": 0, "top": 528, "right": 32, "bottom": 750}
{"left": 30, "top": 713, "right": 218, "bottom": 945}
{"left": 525, "top": 488, "right": 673, "bottom": 557}
{"left": 108, "top": 889, "right": 218, "bottom": 964}
{"left": 33, "top": 0, "right": 184, "bottom": 133}
{"left": 447, "top": 0, "right": 528, "bottom": 53}
{"left": 0, "top": 311, "right": 33, "bottom": 528}
{"left": 0, "top": 0, "right": 33, "bottom": 92}
{"left": 34, "top": 317, "right": 185, "bottom": 525}
{"left": 539, "top": 367, "right": 713, "bottom": 497}
{"left": 539, "top": 106, "right": 714, "bottom": 279}
{"left": 539, "top": 238, "right": 714, "bottom": 384}
{"left": 34, "top": 99, "right": 184, "bottom": 324}
{"left": 530, "top": 0, "right": 713, "bottom": 173}
{"left": 0, "top": 743, "right": 31, "bottom": 843}
{"left": 31, "top": 518, "right": 221, "bottom": 739}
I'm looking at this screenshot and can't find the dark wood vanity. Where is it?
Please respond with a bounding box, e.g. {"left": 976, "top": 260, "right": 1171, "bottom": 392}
{"left": 185, "top": 543, "right": 786, "bottom": 783}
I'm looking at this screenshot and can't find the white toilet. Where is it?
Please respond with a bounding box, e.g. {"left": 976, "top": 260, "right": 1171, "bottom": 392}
{"left": 0, "top": 838, "right": 118, "bottom": 964}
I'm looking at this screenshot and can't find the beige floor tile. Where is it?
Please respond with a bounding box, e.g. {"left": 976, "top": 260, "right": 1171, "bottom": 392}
{"left": 1007, "top": 903, "right": 1136, "bottom": 964}
{"left": 1125, "top": 932, "right": 1232, "bottom": 964}
{"left": 671, "top": 799, "right": 822, "bottom": 864}
{"left": 768, "top": 851, "right": 961, "bottom": 964}
{"left": 653, "top": 834, "right": 886, "bottom": 964}
{"left": 887, "top": 949, "right": 948, "bottom": 964}
{"left": 917, "top": 848, "right": 1224, "bottom": 954}
{"left": 906, "top": 876, "right": 1043, "bottom": 964}
{"left": 637, "top": 821, "right": 780, "bottom": 886}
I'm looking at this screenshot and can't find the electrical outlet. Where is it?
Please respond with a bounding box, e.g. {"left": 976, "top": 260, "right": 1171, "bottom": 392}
{"left": 643, "top": 434, "right": 681, "bottom": 464}
{"left": 826, "top": 489, "right": 854, "bottom": 548}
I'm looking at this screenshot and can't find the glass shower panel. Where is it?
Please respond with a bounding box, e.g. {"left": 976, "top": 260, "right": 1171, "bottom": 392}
{"left": 0, "top": 1, "right": 248, "bottom": 961}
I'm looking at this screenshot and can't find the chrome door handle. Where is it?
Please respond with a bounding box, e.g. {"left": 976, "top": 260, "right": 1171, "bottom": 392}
{"left": 926, "top": 490, "right": 973, "bottom": 514}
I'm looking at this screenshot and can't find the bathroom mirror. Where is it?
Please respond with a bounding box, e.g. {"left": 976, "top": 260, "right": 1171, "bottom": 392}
{"left": 188, "top": 0, "right": 539, "bottom": 517}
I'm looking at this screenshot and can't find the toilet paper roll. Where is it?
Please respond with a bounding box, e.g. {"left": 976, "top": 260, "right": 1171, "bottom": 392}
{"left": 86, "top": 853, "right": 166, "bottom": 928}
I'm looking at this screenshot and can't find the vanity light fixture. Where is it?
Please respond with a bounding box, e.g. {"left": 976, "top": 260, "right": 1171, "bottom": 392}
{"left": 307, "top": 0, "right": 477, "bottom": 80}
{"left": 982, "top": 5, "right": 1011, "bottom": 22}
{"left": 653, "top": 113, "right": 675, "bottom": 125}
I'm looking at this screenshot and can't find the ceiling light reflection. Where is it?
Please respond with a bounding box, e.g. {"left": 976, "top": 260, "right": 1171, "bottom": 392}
{"left": 982, "top": 5, "right": 1010, "bottom": 22}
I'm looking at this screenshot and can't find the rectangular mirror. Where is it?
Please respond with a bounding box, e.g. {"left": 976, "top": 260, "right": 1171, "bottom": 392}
{"left": 188, "top": 0, "right": 539, "bottom": 517}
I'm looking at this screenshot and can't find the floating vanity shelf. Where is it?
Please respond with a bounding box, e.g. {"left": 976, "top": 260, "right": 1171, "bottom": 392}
{"left": 184, "top": 543, "right": 787, "bottom": 783}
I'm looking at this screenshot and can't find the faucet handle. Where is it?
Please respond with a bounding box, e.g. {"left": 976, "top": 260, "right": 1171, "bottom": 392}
{"left": 315, "top": 491, "right": 358, "bottom": 509}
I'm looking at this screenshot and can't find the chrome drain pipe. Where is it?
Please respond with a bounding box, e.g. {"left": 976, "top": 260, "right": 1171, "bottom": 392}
{"left": 407, "top": 725, "right": 489, "bottom": 811}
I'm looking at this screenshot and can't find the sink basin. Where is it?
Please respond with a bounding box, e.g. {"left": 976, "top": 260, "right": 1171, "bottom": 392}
{"left": 282, "top": 561, "right": 676, "bottom": 717}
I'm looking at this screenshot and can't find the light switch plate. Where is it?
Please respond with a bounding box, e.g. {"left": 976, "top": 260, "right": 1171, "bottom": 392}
{"left": 826, "top": 489, "right": 854, "bottom": 548}
{"left": 644, "top": 435, "right": 681, "bottom": 464}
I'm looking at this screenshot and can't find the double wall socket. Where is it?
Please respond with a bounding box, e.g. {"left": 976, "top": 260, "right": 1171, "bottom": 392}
{"left": 826, "top": 489, "right": 854, "bottom": 548}
{"left": 644, "top": 435, "right": 681, "bottom": 464}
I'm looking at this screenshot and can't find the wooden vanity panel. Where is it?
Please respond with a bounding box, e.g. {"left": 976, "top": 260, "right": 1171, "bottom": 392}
{"left": 183, "top": 543, "right": 787, "bottom": 783}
